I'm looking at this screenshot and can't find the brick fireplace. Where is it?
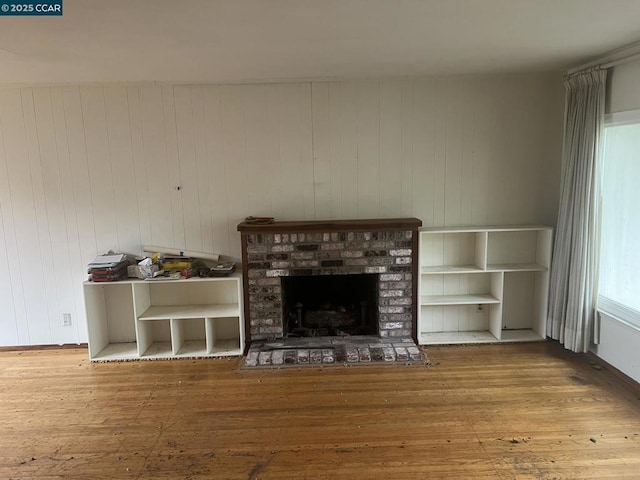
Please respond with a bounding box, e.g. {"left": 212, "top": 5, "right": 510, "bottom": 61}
{"left": 238, "top": 218, "right": 422, "bottom": 345}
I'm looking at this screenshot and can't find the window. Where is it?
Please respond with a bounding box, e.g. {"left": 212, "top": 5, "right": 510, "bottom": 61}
{"left": 598, "top": 113, "right": 640, "bottom": 328}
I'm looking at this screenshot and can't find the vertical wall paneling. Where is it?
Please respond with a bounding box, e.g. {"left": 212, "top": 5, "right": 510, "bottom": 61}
{"left": 379, "top": 80, "right": 403, "bottom": 217}
{"left": 0, "top": 222, "right": 19, "bottom": 345}
{"left": 432, "top": 79, "right": 447, "bottom": 227}
{"left": 275, "top": 83, "right": 314, "bottom": 220}
{"left": 190, "top": 86, "right": 215, "bottom": 255}
{"left": 32, "top": 88, "right": 76, "bottom": 344}
{"left": 504, "top": 78, "right": 526, "bottom": 224}
{"left": 443, "top": 78, "right": 464, "bottom": 226}
{"left": 202, "top": 85, "right": 230, "bottom": 257}
{"left": 276, "top": 83, "right": 301, "bottom": 218}
{"left": 242, "top": 85, "right": 272, "bottom": 218}
{"left": 103, "top": 87, "right": 142, "bottom": 254}
{"left": 22, "top": 89, "right": 60, "bottom": 343}
{"left": 338, "top": 82, "right": 359, "bottom": 220}
{"left": 486, "top": 79, "right": 511, "bottom": 224}
{"left": 519, "top": 80, "right": 549, "bottom": 223}
{"left": 0, "top": 91, "right": 23, "bottom": 345}
{"left": 459, "top": 79, "right": 476, "bottom": 226}
{"left": 355, "top": 81, "right": 380, "bottom": 218}
{"left": 470, "top": 79, "right": 493, "bottom": 226}
{"left": 125, "top": 86, "right": 152, "bottom": 248}
{"left": 80, "top": 87, "right": 119, "bottom": 253}
{"left": 173, "top": 85, "right": 202, "bottom": 252}
{"left": 411, "top": 79, "right": 436, "bottom": 226}
{"left": 162, "top": 86, "right": 185, "bottom": 250}
{"left": 139, "top": 85, "right": 173, "bottom": 249}
{"left": 50, "top": 88, "right": 85, "bottom": 342}
{"left": 297, "top": 84, "right": 315, "bottom": 220}
{"left": 327, "top": 82, "right": 344, "bottom": 218}
{"left": 61, "top": 87, "right": 97, "bottom": 264}
{"left": 502, "top": 80, "right": 523, "bottom": 224}
{"left": 0, "top": 73, "right": 563, "bottom": 346}
{"left": 311, "top": 82, "right": 331, "bottom": 219}
{"left": 0, "top": 89, "right": 50, "bottom": 344}
{"left": 539, "top": 77, "right": 563, "bottom": 226}
{"left": 220, "top": 85, "right": 249, "bottom": 258}
{"left": 60, "top": 87, "right": 97, "bottom": 342}
{"left": 22, "top": 88, "right": 62, "bottom": 344}
{"left": 400, "top": 80, "right": 414, "bottom": 216}
{"left": 264, "top": 84, "right": 283, "bottom": 219}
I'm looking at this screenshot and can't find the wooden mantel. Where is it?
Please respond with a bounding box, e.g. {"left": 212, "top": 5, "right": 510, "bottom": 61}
{"left": 237, "top": 217, "right": 422, "bottom": 233}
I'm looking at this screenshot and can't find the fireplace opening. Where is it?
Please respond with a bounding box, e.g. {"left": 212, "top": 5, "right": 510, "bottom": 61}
{"left": 281, "top": 274, "right": 378, "bottom": 337}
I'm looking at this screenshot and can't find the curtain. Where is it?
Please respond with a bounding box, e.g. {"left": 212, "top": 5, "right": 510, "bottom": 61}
{"left": 547, "top": 68, "right": 607, "bottom": 353}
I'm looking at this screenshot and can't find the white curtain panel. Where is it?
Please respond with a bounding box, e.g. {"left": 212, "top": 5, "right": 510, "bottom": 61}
{"left": 547, "top": 68, "right": 607, "bottom": 353}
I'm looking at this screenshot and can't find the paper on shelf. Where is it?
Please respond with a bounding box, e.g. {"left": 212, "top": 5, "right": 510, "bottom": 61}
{"left": 88, "top": 254, "right": 127, "bottom": 268}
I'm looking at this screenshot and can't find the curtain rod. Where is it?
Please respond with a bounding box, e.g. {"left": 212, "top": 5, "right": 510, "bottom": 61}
{"left": 568, "top": 39, "right": 640, "bottom": 74}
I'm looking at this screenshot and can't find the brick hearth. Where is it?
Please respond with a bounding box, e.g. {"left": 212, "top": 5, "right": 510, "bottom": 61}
{"left": 244, "top": 337, "right": 424, "bottom": 367}
{"left": 238, "top": 218, "right": 422, "bottom": 344}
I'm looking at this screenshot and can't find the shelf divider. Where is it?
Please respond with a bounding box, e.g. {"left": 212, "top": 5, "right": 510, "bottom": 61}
{"left": 205, "top": 317, "right": 215, "bottom": 354}
{"left": 170, "top": 319, "right": 183, "bottom": 355}
{"left": 476, "top": 231, "right": 488, "bottom": 270}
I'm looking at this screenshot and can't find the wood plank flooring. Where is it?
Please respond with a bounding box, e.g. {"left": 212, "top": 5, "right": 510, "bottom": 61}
{"left": 0, "top": 341, "right": 639, "bottom": 479}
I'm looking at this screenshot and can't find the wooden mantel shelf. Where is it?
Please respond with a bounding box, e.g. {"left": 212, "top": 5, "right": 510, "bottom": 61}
{"left": 237, "top": 217, "right": 422, "bottom": 233}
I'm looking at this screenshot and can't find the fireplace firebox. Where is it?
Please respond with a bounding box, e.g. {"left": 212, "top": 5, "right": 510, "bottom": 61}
{"left": 282, "top": 274, "right": 378, "bottom": 337}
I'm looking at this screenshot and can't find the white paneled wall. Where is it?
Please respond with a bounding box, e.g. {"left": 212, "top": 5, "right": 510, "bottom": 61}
{"left": 0, "top": 73, "right": 563, "bottom": 346}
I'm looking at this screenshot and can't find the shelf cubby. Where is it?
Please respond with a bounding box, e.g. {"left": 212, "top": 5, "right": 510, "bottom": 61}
{"left": 171, "top": 318, "right": 208, "bottom": 356}
{"left": 420, "top": 272, "right": 503, "bottom": 306}
{"left": 486, "top": 228, "right": 552, "bottom": 272}
{"left": 137, "top": 318, "right": 172, "bottom": 357}
{"left": 83, "top": 282, "right": 138, "bottom": 360}
{"left": 501, "top": 270, "right": 548, "bottom": 339}
{"left": 207, "top": 316, "right": 243, "bottom": 356}
{"left": 419, "top": 229, "right": 487, "bottom": 271}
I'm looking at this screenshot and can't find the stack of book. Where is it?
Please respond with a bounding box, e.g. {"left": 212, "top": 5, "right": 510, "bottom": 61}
{"left": 87, "top": 254, "right": 130, "bottom": 282}
{"left": 209, "top": 262, "right": 235, "bottom": 276}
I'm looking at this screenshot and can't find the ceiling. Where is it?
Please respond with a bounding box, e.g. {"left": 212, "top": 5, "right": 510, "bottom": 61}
{"left": 1, "top": 0, "right": 639, "bottom": 85}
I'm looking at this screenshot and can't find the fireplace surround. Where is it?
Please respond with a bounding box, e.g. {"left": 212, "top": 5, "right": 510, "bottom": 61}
{"left": 238, "top": 218, "right": 422, "bottom": 345}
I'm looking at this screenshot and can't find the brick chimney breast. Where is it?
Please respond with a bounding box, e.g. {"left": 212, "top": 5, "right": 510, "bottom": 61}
{"left": 238, "top": 218, "right": 422, "bottom": 345}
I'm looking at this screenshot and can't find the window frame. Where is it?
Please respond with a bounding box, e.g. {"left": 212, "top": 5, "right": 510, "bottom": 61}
{"left": 597, "top": 108, "right": 640, "bottom": 330}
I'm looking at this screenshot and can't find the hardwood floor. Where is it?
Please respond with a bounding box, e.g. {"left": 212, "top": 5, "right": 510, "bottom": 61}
{"left": 0, "top": 342, "right": 639, "bottom": 479}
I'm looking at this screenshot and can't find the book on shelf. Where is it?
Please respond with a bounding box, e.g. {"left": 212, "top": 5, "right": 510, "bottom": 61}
{"left": 89, "top": 266, "right": 128, "bottom": 282}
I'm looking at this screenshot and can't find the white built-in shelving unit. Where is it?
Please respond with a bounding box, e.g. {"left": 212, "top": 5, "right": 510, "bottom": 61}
{"left": 83, "top": 273, "right": 244, "bottom": 361}
{"left": 418, "top": 226, "right": 553, "bottom": 345}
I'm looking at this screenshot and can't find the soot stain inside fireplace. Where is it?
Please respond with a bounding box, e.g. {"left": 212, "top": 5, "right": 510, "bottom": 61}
{"left": 281, "top": 274, "right": 378, "bottom": 337}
